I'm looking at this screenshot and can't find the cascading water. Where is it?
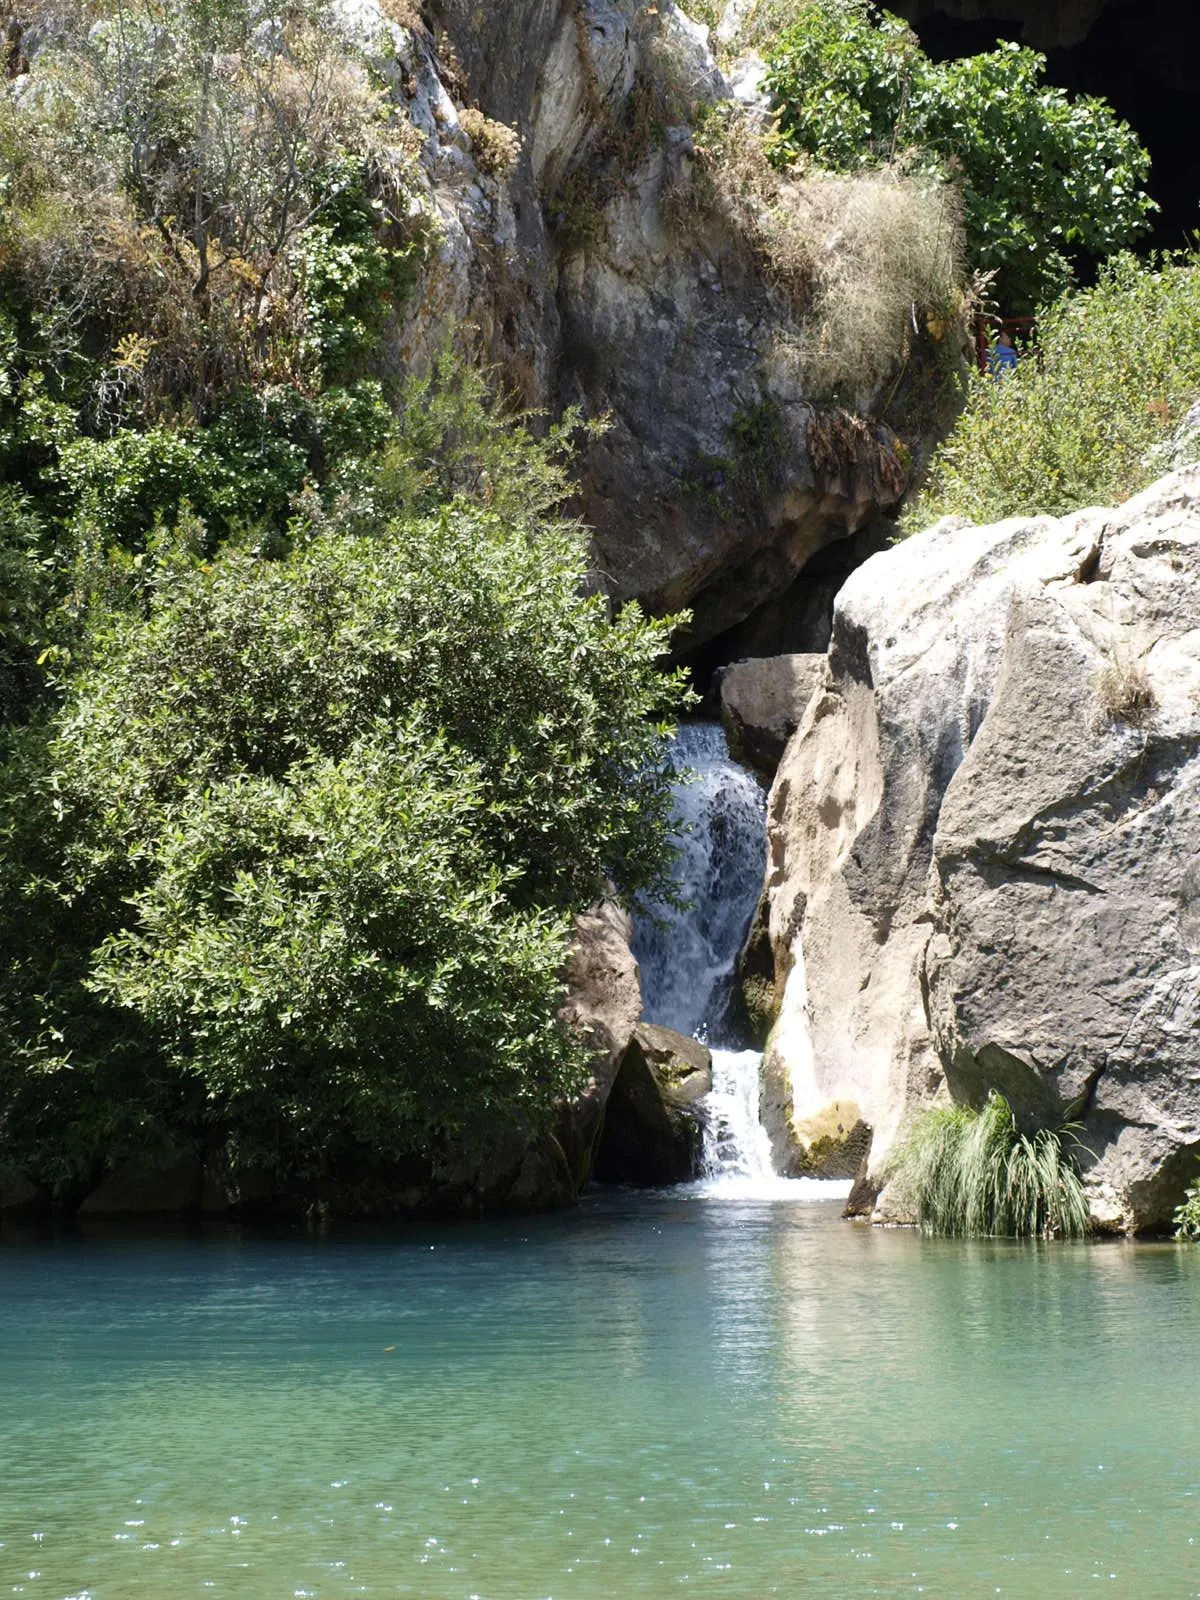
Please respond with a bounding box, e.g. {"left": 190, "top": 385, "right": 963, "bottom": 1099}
{"left": 634, "top": 723, "right": 848, "bottom": 1199}
{"left": 634, "top": 723, "right": 766, "bottom": 1047}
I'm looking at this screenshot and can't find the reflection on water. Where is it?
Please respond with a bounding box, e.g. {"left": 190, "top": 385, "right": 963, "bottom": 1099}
{"left": 2, "top": 1204, "right": 1200, "bottom": 1599}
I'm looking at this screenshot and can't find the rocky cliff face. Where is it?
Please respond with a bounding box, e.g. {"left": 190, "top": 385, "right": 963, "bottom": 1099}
{"left": 373, "top": 0, "right": 942, "bottom": 660}
{"left": 756, "top": 467, "right": 1200, "bottom": 1233}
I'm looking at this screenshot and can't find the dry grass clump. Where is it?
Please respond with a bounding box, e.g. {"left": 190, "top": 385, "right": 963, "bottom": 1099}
{"left": 459, "top": 108, "right": 522, "bottom": 177}
{"left": 376, "top": 0, "right": 424, "bottom": 29}
{"left": 680, "top": 111, "right": 963, "bottom": 401}
{"left": 1096, "top": 656, "right": 1156, "bottom": 727}
{"left": 774, "top": 168, "right": 964, "bottom": 407}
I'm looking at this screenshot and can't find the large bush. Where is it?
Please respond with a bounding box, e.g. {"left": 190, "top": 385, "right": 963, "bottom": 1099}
{"left": 0, "top": 373, "right": 691, "bottom": 1197}
{"left": 0, "top": 0, "right": 422, "bottom": 570}
{"left": 907, "top": 253, "right": 1200, "bottom": 529}
{"left": 763, "top": 0, "right": 1154, "bottom": 312}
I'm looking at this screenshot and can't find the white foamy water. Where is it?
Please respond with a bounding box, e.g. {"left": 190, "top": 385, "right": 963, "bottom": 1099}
{"left": 634, "top": 725, "right": 850, "bottom": 1202}
{"left": 684, "top": 1048, "right": 852, "bottom": 1202}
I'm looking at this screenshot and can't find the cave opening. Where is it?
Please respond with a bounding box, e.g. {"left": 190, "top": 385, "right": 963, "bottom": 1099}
{"left": 889, "top": 0, "right": 1200, "bottom": 257}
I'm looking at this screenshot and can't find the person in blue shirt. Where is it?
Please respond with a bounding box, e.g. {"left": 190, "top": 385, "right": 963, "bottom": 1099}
{"left": 989, "top": 328, "right": 1019, "bottom": 377}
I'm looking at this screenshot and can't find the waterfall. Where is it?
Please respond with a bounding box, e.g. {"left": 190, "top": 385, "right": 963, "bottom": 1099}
{"left": 634, "top": 723, "right": 849, "bottom": 1200}
{"left": 634, "top": 723, "right": 766, "bottom": 1046}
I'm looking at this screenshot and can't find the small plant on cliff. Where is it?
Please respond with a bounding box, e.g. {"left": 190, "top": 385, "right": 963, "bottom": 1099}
{"left": 1095, "top": 655, "right": 1156, "bottom": 729}
{"left": 459, "top": 110, "right": 522, "bottom": 178}
{"left": 1175, "top": 1173, "right": 1200, "bottom": 1240}
{"left": 888, "top": 1092, "right": 1090, "bottom": 1239}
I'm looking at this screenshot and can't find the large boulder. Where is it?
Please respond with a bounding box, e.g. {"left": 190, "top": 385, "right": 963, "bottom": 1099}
{"left": 555, "top": 901, "right": 645, "bottom": 1190}
{"left": 594, "top": 1022, "right": 712, "bottom": 1184}
{"left": 756, "top": 466, "right": 1200, "bottom": 1233}
{"left": 716, "top": 653, "right": 825, "bottom": 777}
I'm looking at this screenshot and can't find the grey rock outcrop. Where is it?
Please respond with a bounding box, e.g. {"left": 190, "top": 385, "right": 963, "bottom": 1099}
{"left": 357, "top": 0, "right": 930, "bottom": 655}
{"left": 717, "top": 653, "right": 824, "bottom": 777}
{"left": 556, "top": 901, "right": 645, "bottom": 1190}
{"left": 594, "top": 1022, "right": 712, "bottom": 1184}
{"left": 756, "top": 466, "right": 1200, "bottom": 1233}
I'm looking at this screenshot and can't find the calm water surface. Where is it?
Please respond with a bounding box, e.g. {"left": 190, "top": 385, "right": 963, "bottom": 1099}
{"left": 2, "top": 1193, "right": 1199, "bottom": 1599}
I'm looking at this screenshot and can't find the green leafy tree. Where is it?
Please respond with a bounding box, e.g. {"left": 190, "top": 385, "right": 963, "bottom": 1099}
{"left": 0, "top": 383, "right": 692, "bottom": 1196}
{"left": 764, "top": 0, "right": 1154, "bottom": 311}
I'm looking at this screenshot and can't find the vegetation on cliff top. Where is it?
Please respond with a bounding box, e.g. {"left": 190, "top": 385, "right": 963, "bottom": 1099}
{"left": 761, "top": 0, "right": 1154, "bottom": 315}
{"left": 907, "top": 252, "right": 1200, "bottom": 529}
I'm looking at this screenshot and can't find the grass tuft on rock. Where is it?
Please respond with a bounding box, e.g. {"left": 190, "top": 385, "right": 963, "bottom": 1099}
{"left": 888, "top": 1092, "right": 1091, "bottom": 1239}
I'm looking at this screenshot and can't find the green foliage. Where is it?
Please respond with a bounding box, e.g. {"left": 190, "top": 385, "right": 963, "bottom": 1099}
{"left": 0, "top": 374, "right": 692, "bottom": 1196}
{"left": 0, "top": 494, "right": 55, "bottom": 722}
{"left": 907, "top": 253, "right": 1200, "bottom": 529}
{"left": 89, "top": 726, "right": 584, "bottom": 1172}
{"left": 1175, "top": 1163, "right": 1200, "bottom": 1239}
{"left": 765, "top": 0, "right": 920, "bottom": 172}
{"left": 764, "top": 0, "right": 1154, "bottom": 312}
{"left": 728, "top": 396, "right": 785, "bottom": 491}
{"left": 888, "top": 1092, "right": 1091, "bottom": 1239}
{"left": 62, "top": 512, "right": 687, "bottom": 914}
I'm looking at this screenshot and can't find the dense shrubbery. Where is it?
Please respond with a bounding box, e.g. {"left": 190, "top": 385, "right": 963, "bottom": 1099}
{"left": 763, "top": 0, "right": 1154, "bottom": 313}
{"left": 888, "top": 1092, "right": 1090, "bottom": 1239}
{"left": 0, "top": 0, "right": 422, "bottom": 574}
{"left": 0, "top": 2, "right": 692, "bottom": 1203}
{"left": 907, "top": 253, "right": 1200, "bottom": 529}
{"left": 0, "top": 365, "right": 690, "bottom": 1198}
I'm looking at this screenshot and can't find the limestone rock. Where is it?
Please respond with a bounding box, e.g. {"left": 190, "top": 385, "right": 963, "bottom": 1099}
{"left": 593, "top": 1023, "right": 712, "bottom": 1184}
{"left": 757, "top": 465, "right": 1200, "bottom": 1233}
{"left": 717, "top": 653, "right": 825, "bottom": 777}
{"left": 556, "top": 901, "right": 645, "bottom": 1190}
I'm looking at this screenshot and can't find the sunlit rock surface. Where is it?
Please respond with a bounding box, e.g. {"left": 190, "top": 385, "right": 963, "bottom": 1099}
{"left": 364, "top": 0, "right": 925, "bottom": 652}
{"left": 757, "top": 466, "right": 1200, "bottom": 1232}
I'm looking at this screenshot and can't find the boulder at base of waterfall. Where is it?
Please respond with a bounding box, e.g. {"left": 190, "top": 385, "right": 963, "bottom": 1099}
{"left": 754, "top": 465, "right": 1200, "bottom": 1234}
{"left": 593, "top": 1024, "right": 713, "bottom": 1185}
{"left": 555, "top": 902, "right": 645, "bottom": 1191}
{"left": 716, "top": 654, "right": 826, "bottom": 777}
{"left": 760, "top": 1062, "right": 871, "bottom": 1179}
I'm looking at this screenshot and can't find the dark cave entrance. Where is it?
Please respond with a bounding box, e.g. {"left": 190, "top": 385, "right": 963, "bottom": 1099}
{"left": 889, "top": 0, "right": 1200, "bottom": 257}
